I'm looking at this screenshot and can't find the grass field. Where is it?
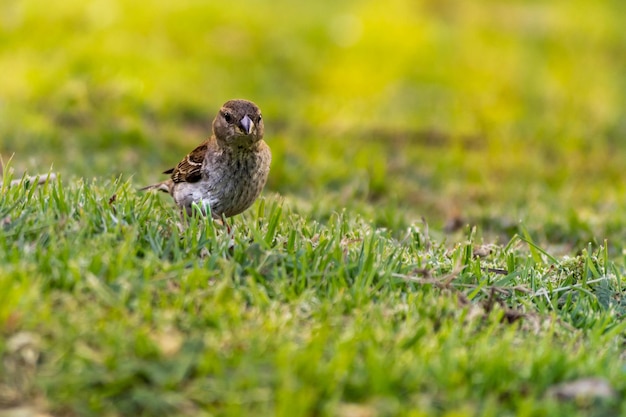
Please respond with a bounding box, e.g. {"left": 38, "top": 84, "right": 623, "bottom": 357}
{"left": 1, "top": 1, "right": 626, "bottom": 416}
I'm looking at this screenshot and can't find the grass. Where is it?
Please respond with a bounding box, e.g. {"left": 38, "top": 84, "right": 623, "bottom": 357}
{"left": 2, "top": 172, "right": 625, "bottom": 416}
{"left": 2, "top": 0, "right": 626, "bottom": 416}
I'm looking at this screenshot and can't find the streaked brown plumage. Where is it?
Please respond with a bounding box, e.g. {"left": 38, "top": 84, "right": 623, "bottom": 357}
{"left": 140, "top": 99, "right": 271, "bottom": 219}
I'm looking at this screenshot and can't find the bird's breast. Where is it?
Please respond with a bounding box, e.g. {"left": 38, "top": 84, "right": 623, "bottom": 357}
{"left": 173, "top": 143, "right": 270, "bottom": 218}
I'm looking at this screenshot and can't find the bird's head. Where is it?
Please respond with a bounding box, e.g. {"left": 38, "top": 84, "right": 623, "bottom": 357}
{"left": 213, "top": 99, "right": 264, "bottom": 147}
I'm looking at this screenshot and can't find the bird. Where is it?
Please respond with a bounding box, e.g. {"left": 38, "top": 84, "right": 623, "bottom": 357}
{"left": 140, "top": 99, "right": 271, "bottom": 223}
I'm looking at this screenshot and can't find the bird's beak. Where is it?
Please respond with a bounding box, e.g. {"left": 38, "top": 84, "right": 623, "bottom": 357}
{"left": 239, "top": 115, "right": 254, "bottom": 135}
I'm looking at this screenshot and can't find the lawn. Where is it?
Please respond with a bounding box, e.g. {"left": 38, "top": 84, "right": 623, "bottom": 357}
{"left": 1, "top": 1, "right": 626, "bottom": 416}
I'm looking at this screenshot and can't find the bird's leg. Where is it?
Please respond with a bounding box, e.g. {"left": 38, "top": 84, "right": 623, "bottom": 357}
{"left": 221, "top": 213, "right": 232, "bottom": 235}
{"left": 221, "top": 213, "right": 235, "bottom": 252}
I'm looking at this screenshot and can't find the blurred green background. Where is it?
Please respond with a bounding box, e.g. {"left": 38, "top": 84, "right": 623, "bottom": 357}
{"left": 2, "top": 0, "right": 626, "bottom": 245}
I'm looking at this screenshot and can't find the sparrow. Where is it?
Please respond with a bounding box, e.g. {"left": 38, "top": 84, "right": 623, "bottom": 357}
{"left": 140, "top": 99, "right": 271, "bottom": 221}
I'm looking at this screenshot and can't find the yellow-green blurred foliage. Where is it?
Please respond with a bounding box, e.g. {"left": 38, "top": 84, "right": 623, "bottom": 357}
{"left": 2, "top": 0, "right": 626, "bottom": 235}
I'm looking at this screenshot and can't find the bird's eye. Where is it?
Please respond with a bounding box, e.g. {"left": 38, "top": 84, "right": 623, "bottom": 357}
{"left": 223, "top": 112, "right": 232, "bottom": 123}
{"left": 257, "top": 115, "right": 262, "bottom": 123}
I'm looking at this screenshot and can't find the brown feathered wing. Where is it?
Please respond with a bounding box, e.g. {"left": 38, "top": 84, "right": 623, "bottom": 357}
{"left": 167, "top": 141, "right": 208, "bottom": 183}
